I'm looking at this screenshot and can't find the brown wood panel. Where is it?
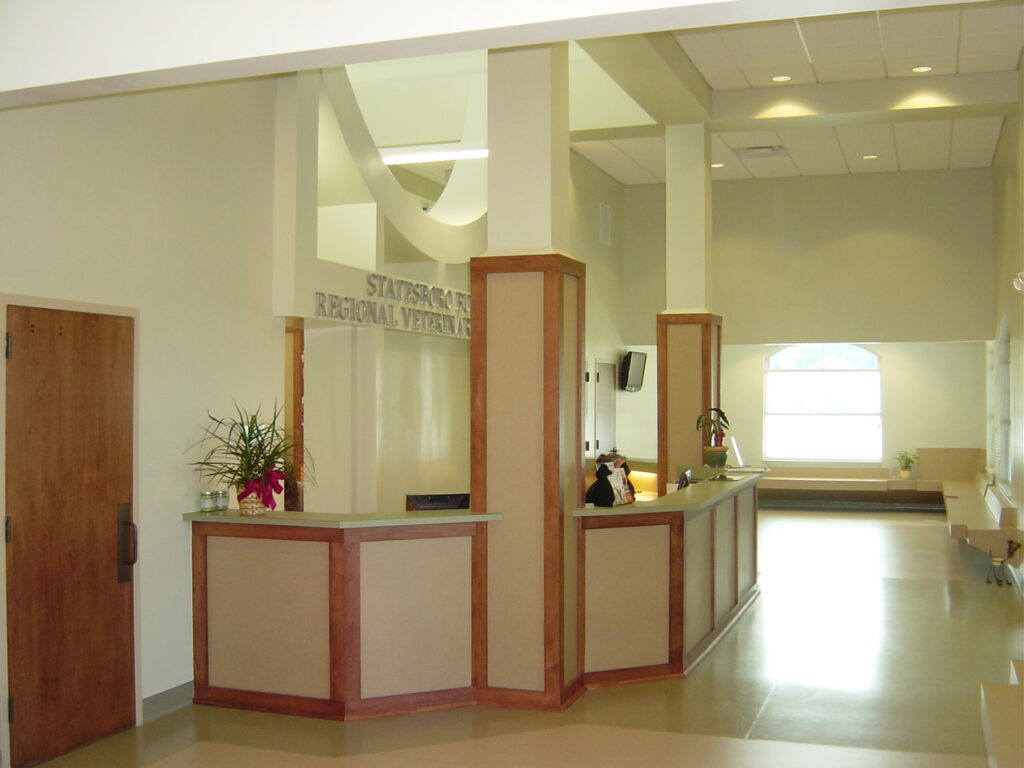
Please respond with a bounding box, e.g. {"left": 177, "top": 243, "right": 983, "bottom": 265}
{"left": 543, "top": 268, "right": 564, "bottom": 700}
{"left": 669, "top": 516, "right": 684, "bottom": 671}
{"left": 584, "top": 663, "right": 682, "bottom": 687}
{"left": 344, "top": 687, "right": 475, "bottom": 719}
{"left": 342, "top": 537, "right": 362, "bottom": 706}
{"left": 6, "top": 305, "right": 135, "bottom": 767}
{"left": 470, "top": 253, "right": 586, "bottom": 279}
{"left": 192, "top": 529, "right": 210, "bottom": 692}
{"left": 470, "top": 263, "right": 488, "bottom": 517}
{"left": 329, "top": 540, "right": 346, "bottom": 702}
{"left": 345, "top": 522, "right": 477, "bottom": 543}
{"left": 472, "top": 523, "right": 488, "bottom": 690}
{"left": 192, "top": 521, "right": 343, "bottom": 543}
{"left": 194, "top": 686, "right": 345, "bottom": 720}
{"left": 580, "top": 511, "right": 679, "bottom": 530}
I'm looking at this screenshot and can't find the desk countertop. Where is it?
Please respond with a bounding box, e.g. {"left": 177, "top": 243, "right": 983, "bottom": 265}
{"left": 184, "top": 508, "right": 502, "bottom": 529}
{"left": 574, "top": 470, "right": 767, "bottom": 518}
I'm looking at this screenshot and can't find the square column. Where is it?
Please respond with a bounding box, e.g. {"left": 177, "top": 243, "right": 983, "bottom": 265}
{"left": 657, "top": 313, "right": 722, "bottom": 493}
{"left": 471, "top": 254, "right": 585, "bottom": 709}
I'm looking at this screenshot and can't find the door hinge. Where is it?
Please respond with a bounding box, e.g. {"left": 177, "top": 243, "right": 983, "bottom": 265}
{"left": 584, "top": 371, "right": 590, "bottom": 382}
{"left": 4, "top": 516, "right": 10, "bottom": 543}
{"left": 595, "top": 439, "right": 600, "bottom": 449}
{"left": 4, "top": 332, "right": 10, "bottom": 360}
{"left": 585, "top": 440, "right": 590, "bottom": 451}
{"left": 7, "top": 697, "right": 12, "bottom": 724}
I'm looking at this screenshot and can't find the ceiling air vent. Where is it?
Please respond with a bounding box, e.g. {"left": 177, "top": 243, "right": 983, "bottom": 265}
{"left": 735, "top": 145, "right": 789, "bottom": 160}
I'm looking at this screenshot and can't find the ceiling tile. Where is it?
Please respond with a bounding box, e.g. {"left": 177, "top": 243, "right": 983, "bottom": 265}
{"left": 739, "top": 156, "right": 801, "bottom": 178}
{"left": 883, "top": 36, "right": 959, "bottom": 60}
{"left": 721, "top": 130, "right": 783, "bottom": 149}
{"left": 885, "top": 57, "right": 957, "bottom": 77}
{"left": 610, "top": 137, "right": 666, "bottom": 182}
{"left": 572, "top": 141, "right": 660, "bottom": 185}
{"left": 798, "top": 14, "right": 883, "bottom": 60}
{"left": 718, "top": 21, "right": 805, "bottom": 56}
{"left": 960, "top": 3, "right": 1024, "bottom": 35}
{"left": 673, "top": 31, "right": 751, "bottom": 89}
{"left": 814, "top": 60, "right": 887, "bottom": 82}
{"left": 959, "top": 31, "right": 1024, "bottom": 59}
{"left": 879, "top": 7, "right": 960, "bottom": 40}
{"left": 950, "top": 116, "right": 1004, "bottom": 168}
{"left": 835, "top": 123, "right": 898, "bottom": 173}
{"left": 710, "top": 135, "right": 752, "bottom": 180}
{"left": 741, "top": 63, "right": 817, "bottom": 87}
{"left": 777, "top": 127, "right": 849, "bottom": 175}
{"left": 893, "top": 120, "right": 952, "bottom": 170}
{"left": 959, "top": 52, "right": 1024, "bottom": 73}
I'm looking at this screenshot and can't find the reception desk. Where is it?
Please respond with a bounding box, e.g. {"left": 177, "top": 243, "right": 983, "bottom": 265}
{"left": 184, "top": 508, "right": 499, "bottom": 720}
{"left": 186, "top": 473, "right": 761, "bottom": 720}
{"left": 576, "top": 472, "right": 763, "bottom": 684}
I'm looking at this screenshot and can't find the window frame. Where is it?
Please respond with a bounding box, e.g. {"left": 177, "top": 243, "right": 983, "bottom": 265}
{"left": 763, "top": 344, "right": 883, "bottom": 464}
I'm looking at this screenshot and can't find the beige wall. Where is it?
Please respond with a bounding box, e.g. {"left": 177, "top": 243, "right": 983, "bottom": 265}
{"left": 0, "top": 79, "right": 281, "bottom": 698}
{"left": 710, "top": 169, "right": 994, "bottom": 345}
{"left": 721, "top": 342, "right": 987, "bottom": 469}
{"left": 991, "top": 70, "right": 1023, "bottom": 506}
{"left": 571, "top": 151, "right": 625, "bottom": 363}
{"left": 377, "top": 331, "right": 471, "bottom": 511}
{"left": 623, "top": 184, "right": 666, "bottom": 347}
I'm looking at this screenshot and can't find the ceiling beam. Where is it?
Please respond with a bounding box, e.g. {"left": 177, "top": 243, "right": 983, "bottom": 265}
{"left": 711, "top": 71, "right": 1020, "bottom": 132}
{"left": 578, "top": 32, "right": 712, "bottom": 125}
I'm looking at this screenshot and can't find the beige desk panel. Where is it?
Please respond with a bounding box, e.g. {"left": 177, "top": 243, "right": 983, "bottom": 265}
{"left": 360, "top": 537, "right": 473, "bottom": 699}
{"left": 485, "top": 271, "right": 546, "bottom": 692}
{"left": 585, "top": 525, "right": 671, "bottom": 672}
{"left": 207, "top": 537, "right": 330, "bottom": 699}
{"left": 714, "top": 503, "right": 737, "bottom": 623}
{"left": 736, "top": 489, "right": 756, "bottom": 595}
{"left": 683, "top": 509, "right": 713, "bottom": 656}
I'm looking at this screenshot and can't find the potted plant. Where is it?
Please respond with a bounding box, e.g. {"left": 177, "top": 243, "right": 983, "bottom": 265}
{"left": 191, "top": 404, "right": 300, "bottom": 515}
{"left": 696, "top": 407, "right": 730, "bottom": 469}
{"left": 897, "top": 450, "right": 916, "bottom": 479}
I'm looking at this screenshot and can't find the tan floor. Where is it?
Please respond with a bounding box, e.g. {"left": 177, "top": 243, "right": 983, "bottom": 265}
{"left": 39, "top": 510, "right": 1023, "bottom": 768}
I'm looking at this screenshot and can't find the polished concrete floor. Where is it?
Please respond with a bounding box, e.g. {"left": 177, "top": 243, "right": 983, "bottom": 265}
{"left": 41, "top": 510, "right": 1023, "bottom": 768}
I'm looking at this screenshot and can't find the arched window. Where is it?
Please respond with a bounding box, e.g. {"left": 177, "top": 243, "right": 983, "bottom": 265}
{"left": 764, "top": 344, "right": 881, "bottom": 461}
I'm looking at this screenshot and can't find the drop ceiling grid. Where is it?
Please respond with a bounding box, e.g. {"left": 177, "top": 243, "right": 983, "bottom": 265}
{"left": 673, "top": 3, "right": 1023, "bottom": 88}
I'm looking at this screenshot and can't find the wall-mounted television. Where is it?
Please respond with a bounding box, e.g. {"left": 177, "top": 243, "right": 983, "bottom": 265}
{"left": 619, "top": 351, "right": 647, "bottom": 392}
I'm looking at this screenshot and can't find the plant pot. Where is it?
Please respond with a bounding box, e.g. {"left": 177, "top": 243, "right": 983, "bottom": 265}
{"left": 899, "top": 468, "right": 911, "bottom": 479}
{"left": 237, "top": 491, "right": 268, "bottom": 516}
{"left": 703, "top": 445, "right": 729, "bottom": 468}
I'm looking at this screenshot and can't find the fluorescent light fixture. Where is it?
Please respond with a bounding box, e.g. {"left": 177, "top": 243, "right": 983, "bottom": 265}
{"left": 771, "top": 75, "right": 792, "bottom": 83}
{"left": 711, "top": 162, "right": 725, "bottom": 168}
{"left": 1013, "top": 272, "right": 1024, "bottom": 292}
{"left": 862, "top": 154, "right": 879, "bottom": 160}
{"left": 379, "top": 143, "right": 488, "bottom": 165}
{"left": 911, "top": 65, "right": 933, "bottom": 73}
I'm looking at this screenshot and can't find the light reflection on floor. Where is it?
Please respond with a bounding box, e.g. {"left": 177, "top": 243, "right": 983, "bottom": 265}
{"left": 39, "top": 510, "right": 1022, "bottom": 768}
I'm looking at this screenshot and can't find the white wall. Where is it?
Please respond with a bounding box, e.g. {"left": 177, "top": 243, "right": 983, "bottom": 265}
{"left": 0, "top": 79, "right": 281, "bottom": 699}
{"left": 721, "top": 342, "right": 987, "bottom": 469}
{"left": 710, "top": 169, "right": 995, "bottom": 345}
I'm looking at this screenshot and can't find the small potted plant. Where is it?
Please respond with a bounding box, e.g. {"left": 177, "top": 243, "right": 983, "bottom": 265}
{"left": 897, "top": 450, "right": 917, "bottom": 479}
{"left": 191, "top": 404, "right": 300, "bottom": 515}
{"left": 696, "top": 407, "right": 730, "bottom": 469}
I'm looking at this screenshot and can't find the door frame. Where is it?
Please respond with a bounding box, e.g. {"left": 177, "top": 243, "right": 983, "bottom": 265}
{"left": 0, "top": 294, "right": 142, "bottom": 768}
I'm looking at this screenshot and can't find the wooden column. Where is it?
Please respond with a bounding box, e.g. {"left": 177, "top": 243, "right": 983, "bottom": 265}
{"left": 471, "top": 254, "right": 585, "bottom": 710}
{"left": 657, "top": 313, "right": 722, "bottom": 493}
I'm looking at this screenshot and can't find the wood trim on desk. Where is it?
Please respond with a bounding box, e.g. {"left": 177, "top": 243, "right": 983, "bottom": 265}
{"left": 195, "top": 686, "right": 345, "bottom": 720}
{"left": 543, "top": 267, "right": 565, "bottom": 701}
{"left": 584, "top": 663, "right": 682, "bottom": 687}
{"left": 470, "top": 262, "right": 488, "bottom": 518}
{"left": 472, "top": 523, "right": 488, "bottom": 691}
{"left": 191, "top": 528, "right": 209, "bottom": 694}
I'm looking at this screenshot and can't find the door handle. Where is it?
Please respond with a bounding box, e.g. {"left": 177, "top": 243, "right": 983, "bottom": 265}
{"left": 117, "top": 502, "right": 136, "bottom": 583}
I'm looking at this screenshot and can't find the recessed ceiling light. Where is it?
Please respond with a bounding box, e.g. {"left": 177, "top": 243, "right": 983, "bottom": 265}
{"left": 863, "top": 154, "right": 879, "bottom": 160}
{"left": 911, "top": 65, "right": 933, "bottom": 73}
{"left": 771, "top": 75, "right": 792, "bottom": 83}
{"left": 711, "top": 163, "right": 725, "bottom": 168}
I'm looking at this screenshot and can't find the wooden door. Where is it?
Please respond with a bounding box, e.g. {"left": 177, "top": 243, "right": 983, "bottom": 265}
{"left": 594, "top": 361, "right": 616, "bottom": 455}
{"left": 5, "top": 305, "right": 135, "bottom": 767}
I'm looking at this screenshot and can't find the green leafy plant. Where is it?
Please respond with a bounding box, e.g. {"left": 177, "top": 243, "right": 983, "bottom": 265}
{"left": 191, "top": 404, "right": 307, "bottom": 509}
{"left": 696, "top": 407, "right": 730, "bottom": 447}
{"left": 897, "top": 450, "right": 917, "bottom": 471}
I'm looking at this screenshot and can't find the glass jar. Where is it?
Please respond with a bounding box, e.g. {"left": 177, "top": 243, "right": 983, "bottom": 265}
{"left": 213, "top": 489, "right": 229, "bottom": 511}
{"left": 199, "top": 491, "right": 217, "bottom": 512}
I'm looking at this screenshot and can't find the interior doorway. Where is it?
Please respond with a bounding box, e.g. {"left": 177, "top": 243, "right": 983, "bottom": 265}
{"left": 5, "top": 305, "right": 136, "bottom": 767}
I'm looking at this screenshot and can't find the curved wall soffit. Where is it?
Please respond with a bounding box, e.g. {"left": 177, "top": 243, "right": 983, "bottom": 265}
{"left": 321, "top": 67, "right": 487, "bottom": 264}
